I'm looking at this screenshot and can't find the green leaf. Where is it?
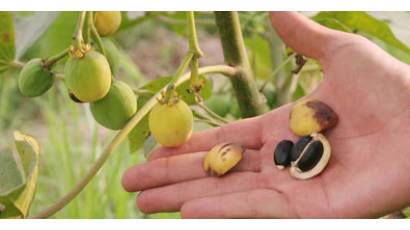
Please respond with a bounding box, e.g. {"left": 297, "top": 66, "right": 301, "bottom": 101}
{"left": 141, "top": 75, "right": 212, "bottom": 105}
{"left": 157, "top": 12, "right": 188, "bottom": 37}
{"left": 128, "top": 115, "right": 150, "bottom": 154}
{"left": 0, "top": 131, "right": 40, "bottom": 219}
{"left": 0, "top": 12, "right": 16, "bottom": 73}
{"left": 312, "top": 12, "right": 410, "bottom": 62}
{"left": 245, "top": 35, "right": 274, "bottom": 79}
{"left": 0, "top": 149, "right": 26, "bottom": 198}
{"left": 23, "top": 12, "right": 78, "bottom": 62}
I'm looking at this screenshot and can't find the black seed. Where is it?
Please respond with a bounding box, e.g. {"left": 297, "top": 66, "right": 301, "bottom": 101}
{"left": 297, "top": 141, "right": 324, "bottom": 172}
{"left": 274, "top": 140, "right": 294, "bottom": 167}
{"left": 291, "top": 136, "right": 312, "bottom": 162}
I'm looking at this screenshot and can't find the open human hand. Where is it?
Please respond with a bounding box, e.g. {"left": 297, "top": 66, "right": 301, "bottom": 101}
{"left": 122, "top": 12, "right": 410, "bottom": 218}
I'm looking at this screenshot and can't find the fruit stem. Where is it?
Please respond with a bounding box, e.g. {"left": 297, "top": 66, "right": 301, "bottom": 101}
{"left": 187, "top": 12, "right": 203, "bottom": 93}
{"left": 194, "top": 118, "right": 220, "bottom": 127}
{"left": 83, "top": 12, "right": 92, "bottom": 44}
{"left": 163, "top": 52, "right": 194, "bottom": 104}
{"left": 73, "top": 11, "right": 87, "bottom": 52}
{"left": 196, "top": 100, "right": 229, "bottom": 124}
{"left": 192, "top": 109, "right": 223, "bottom": 127}
{"left": 258, "top": 53, "right": 295, "bottom": 92}
{"left": 187, "top": 12, "right": 203, "bottom": 57}
{"left": 8, "top": 60, "right": 24, "bottom": 69}
{"left": 29, "top": 64, "right": 238, "bottom": 219}
{"left": 132, "top": 88, "right": 155, "bottom": 97}
{"left": 43, "top": 48, "right": 70, "bottom": 68}
{"left": 214, "top": 12, "right": 267, "bottom": 118}
{"left": 89, "top": 12, "right": 107, "bottom": 57}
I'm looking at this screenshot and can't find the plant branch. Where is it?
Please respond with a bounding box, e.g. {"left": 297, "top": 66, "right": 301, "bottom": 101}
{"left": 196, "top": 102, "right": 229, "bottom": 124}
{"left": 30, "top": 64, "right": 238, "bottom": 219}
{"left": 89, "top": 12, "right": 106, "bottom": 56}
{"left": 163, "top": 52, "right": 194, "bottom": 103}
{"left": 6, "top": 60, "right": 24, "bottom": 69}
{"left": 186, "top": 12, "right": 204, "bottom": 93}
{"left": 214, "top": 12, "right": 266, "bottom": 118}
{"left": 43, "top": 48, "right": 70, "bottom": 68}
{"left": 133, "top": 88, "right": 155, "bottom": 97}
{"left": 73, "top": 12, "right": 87, "bottom": 51}
{"left": 192, "top": 110, "right": 222, "bottom": 127}
{"left": 187, "top": 12, "right": 203, "bottom": 57}
{"left": 259, "top": 53, "right": 295, "bottom": 92}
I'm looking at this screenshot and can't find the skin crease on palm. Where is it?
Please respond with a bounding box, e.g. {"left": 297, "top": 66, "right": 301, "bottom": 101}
{"left": 122, "top": 12, "right": 410, "bottom": 218}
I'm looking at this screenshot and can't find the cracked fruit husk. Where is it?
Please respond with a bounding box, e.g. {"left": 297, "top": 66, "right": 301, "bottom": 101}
{"left": 18, "top": 59, "right": 54, "bottom": 97}
{"left": 64, "top": 50, "right": 112, "bottom": 102}
{"left": 289, "top": 99, "right": 338, "bottom": 136}
{"left": 289, "top": 133, "right": 331, "bottom": 180}
{"left": 90, "top": 80, "right": 137, "bottom": 130}
{"left": 203, "top": 143, "right": 244, "bottom": 176}
{"left": 94, "top": 11, "right": 122, "bottom": 37}
{"left": 149, "top": 99, "right": 193, "bottom": 147}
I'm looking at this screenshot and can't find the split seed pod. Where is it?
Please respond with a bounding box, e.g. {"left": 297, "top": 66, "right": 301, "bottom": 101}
{"left": 203, "top": 143, "right": 244, "bottom": 176}
{"left": 289, "top": 99, "right": 338, "bottom": 136}
{"left": 289, "top": 133, "right": 331, "bottom": 180}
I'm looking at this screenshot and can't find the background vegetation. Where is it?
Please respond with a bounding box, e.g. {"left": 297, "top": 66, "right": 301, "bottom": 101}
{"left": 0, "top": 11, "right": 410, "bottom": 218}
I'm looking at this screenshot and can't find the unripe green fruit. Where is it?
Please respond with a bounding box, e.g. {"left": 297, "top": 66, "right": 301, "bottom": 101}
{"left": 18, "top": 59, "right": 54, "bottom": 97}
{"left": 101, "top": 38, "right": 120, "bottom": 75}
{"left": 205, "top": 95, "right": 230, "bottom": 117}
{"left": 64, "top": 50, "right": 112, "bottom": 102}
{"left": 90, "top": 80, "right": 137, "bottom": 130}
{"left": 149, "top": 100, "right": 193, "bottom": 147}
{"left": 94, "top": 11, "right": 122, "bottom": 37}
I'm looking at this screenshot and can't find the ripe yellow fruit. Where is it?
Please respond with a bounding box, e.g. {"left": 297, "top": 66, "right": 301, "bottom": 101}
{"left": 64, "top": 50, "right": 112, "bottom": 102}
{"left": 149, "top": 100, "right": 193, "bottom": 147}
{"left": 94, "top": 11, "right": 122, "bottom": 37}
{"left": 289, "top": 99, "right": 338, "bottom": 136}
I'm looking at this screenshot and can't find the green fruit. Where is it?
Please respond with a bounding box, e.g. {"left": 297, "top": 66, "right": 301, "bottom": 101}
{"left": 101, "top": 38, "right": 120, "bottom": 75}
{"left": 94, "top": 11, "right": 122, "bottom": 37}
{"left": 229, "top": 98, "right": 241, "bottom": 119}
{"left": 205, "top": 95, "right": 230, "bottom": 117}
{"left": 149, "top": 99, "right": 193, "bottom": 147}
{"left": 64, "top": 50, "right": 112, "bottom": 102}
{"left": 90, "top": 80, "right": 137, "bottom": 130}
{"left": 18, "top": 59, "right": 54, "bottom": 97}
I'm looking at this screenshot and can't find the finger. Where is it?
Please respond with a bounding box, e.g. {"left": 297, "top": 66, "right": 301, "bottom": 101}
{"left": 122, "top": 149, "right": 261, "bottom": 192}
{"left": 181, "top": 189, "right": 296, "bottom": 218}
{"left": 270, "top": 12, "right": 338, "bottom": 60}
{"left": 136, "top": 172, "right": 269, "bottom": 214}
{"left": 148, "top": 115, "right": 263, "bottom": 161}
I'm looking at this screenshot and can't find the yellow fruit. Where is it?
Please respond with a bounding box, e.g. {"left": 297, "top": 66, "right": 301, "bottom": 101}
{"left": 289, "top": 99, "right": 338, "bottom": 136}
{"left": 64, "top": 50, "right": 112, "bottom": 102}
{"left": 94, "top": 11, "right": 122, "bottom": 37}
{"left": 203, "top": 143, "right": 244, "bottom": 176}
{"left": 149, "top": 100, "right": 193, "bottom": 147}
{"left": 90, "top": 80, "right": 137, "bottom": 130}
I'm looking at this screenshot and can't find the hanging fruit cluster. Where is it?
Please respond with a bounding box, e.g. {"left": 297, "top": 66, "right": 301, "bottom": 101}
{"left": 17, "top": 12, "right": 138, "bottom": 131}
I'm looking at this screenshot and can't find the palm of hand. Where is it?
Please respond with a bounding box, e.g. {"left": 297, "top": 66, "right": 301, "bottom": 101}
{"left": 256, "top": 34, "right": 410, "bottom": 218}
{"left": 122, "top": 13, "right": 410, "bottom": 218}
